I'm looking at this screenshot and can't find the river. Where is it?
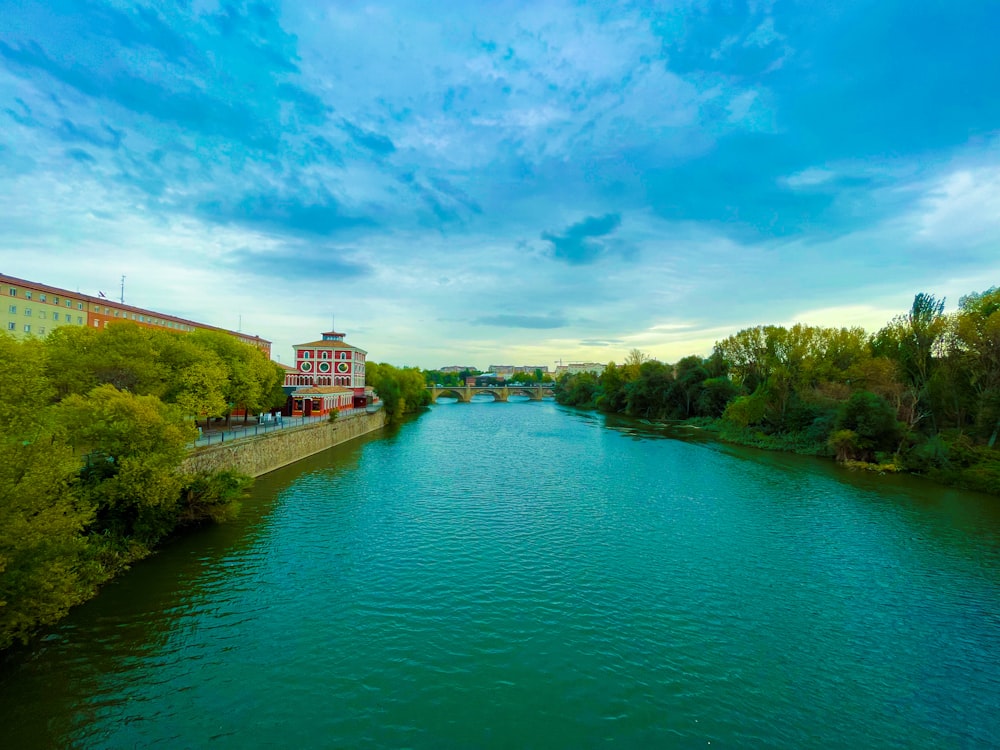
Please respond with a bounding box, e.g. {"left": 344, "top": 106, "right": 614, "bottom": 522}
{"left": 2, "top": 398, "right": 999, "bottom": 748}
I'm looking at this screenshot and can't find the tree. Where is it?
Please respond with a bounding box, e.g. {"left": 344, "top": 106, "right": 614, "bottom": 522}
{"left": 954, "top": 287, "right": 1000, "bottom": 446}
{"left": 59, "top": 384, "right": 196, "bottom": 546}
{"left": 189, "top": 331, "right": 280, "bottom": 423}
{"left": 872, "top": 293, "right": 947, "bottom": 429}
{"left": 674, "top": 355, "right": 709, "bottom": 418}
{"left": 367, "top": 362, "right": 430, "bottom": 422}
{"left": 596, "top": 362, "right": 627, "bottom": 413}
{"left": 697, "top": 377, "right": 741, "bottom": 417}
{"left": 0, "top": 335, "right": 95, "bottom": 649}
{"left": 154, "top": 330, "right": 229, "bottom": 422}
{"left": 623, "top": 349, "right": 650, "bottom": 381}
{"left": 830, "top": 391, "right": 900, "bottom": 461}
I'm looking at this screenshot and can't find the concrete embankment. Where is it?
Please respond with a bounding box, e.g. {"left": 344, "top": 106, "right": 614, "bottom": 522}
{"left": 181, "top": 411, "right": 387, "bottom": 478}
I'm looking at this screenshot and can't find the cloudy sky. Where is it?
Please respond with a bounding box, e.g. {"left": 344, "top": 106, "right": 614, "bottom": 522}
{"left": 2, "top": 1, "right": 999, "bottom": 369}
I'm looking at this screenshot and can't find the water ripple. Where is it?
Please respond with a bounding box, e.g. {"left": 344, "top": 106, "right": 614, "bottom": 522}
{"left": 2, "top": 403, "right": 999, "bottom": 748}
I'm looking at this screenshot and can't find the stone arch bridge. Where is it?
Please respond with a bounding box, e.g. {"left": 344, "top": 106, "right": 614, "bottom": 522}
{"left": 428, "top": 384, "right": 555, "bottom": 403}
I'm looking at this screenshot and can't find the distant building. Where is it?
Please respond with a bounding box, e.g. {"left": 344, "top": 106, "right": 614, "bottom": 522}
{"left": 555, "top": 362, "right": 606, "bottom": 377}
{"left": 284, "top": 330, "right": 372, "bottom": 413}
{"left": 474, "top": 374, "right": 505, "bottom": 387}
{"left": 0, "top": 272, "right": 271, "bottom": 356}
{"left": 490, "top": 365, "right": 549, "bottom": 376}
{"left": 440, "top": 365, "right": 477, "bottom": 373}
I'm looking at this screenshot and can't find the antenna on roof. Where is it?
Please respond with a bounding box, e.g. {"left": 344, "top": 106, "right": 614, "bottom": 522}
{"left": 120, "top": 274, "right": 125, "bottom": 304}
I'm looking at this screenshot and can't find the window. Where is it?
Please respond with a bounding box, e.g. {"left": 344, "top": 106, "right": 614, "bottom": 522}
{"left": 24, "top": 308, "right": 31, "bottom": 317}
{"left": 66, "top": 300, "right": 72, "bottom": 307}
{"left": 25, "top": 291, "right": 31, "bottom": 300}
{"left": 23, "top": 324, "right": 30, "bottom": 333}
{"left": 53, "top": 312, "right": 59, "bottom": 321}
{"left": 6, "top": 322, "right": 13, "bottom": 331}
{"left": 77, "top": 316, "right": 83, "bottom": 324}
{"left": 7, "top": 288, "right": 15, "bottom": 296}
{"left": 39, "top": 294, "right": 46, "bottom": 302}
{"left": 77, "top": 302, "right": 83, "bottom": 310}
{"left": 93, "top": 320, "right": 99, "bottom": 327}
{"left": 53, "top": 296, "right": 59, "bottom": 304}
{"left": 39, "top": 311, "right": 46, "bottom": 319}
{"left": 38, "top": 327, "right": 45, "bottom": 334}
{"left": 7, "top": 305, "right": 14, "bottom": 314}
{"left": 302, "top": 351, "right": 311, "bottom": 359}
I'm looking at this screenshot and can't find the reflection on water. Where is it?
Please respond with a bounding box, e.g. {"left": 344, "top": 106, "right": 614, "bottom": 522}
{"left": 1, "top": 402, "right": 998, "bottom": 748}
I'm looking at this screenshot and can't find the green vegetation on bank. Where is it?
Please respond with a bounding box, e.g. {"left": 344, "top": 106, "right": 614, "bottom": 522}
{"left": 367, "top": 362, "right": 432, "bottom": 422}
{"left": 555, "top": 289, "right": 1000, "bottom": 496}
{"left": 0, "top": 323, "right": 281, "bottom": 650}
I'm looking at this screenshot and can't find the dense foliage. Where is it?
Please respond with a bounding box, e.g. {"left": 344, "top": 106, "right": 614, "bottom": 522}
{"left": 555, "top": 289, "right": 1000, "bottom": 495}
{"left": 0, "top": 323, "right": 274, "bottom": 650}
{"left": 367, "top": 362, "right": 432, "bottom": 422}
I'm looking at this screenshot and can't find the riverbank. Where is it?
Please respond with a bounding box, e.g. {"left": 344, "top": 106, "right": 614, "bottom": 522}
{"left": 0, "top": 411, "right": 389, "bottom": 654}
{"left": 657, "top": 416, "right": 1000, "bottom": 497}
{"left": 183, "top": 410, "right": 387, "bottom": 477}
{"left": 5, "top": 399, "right": 999, "bottom": 748}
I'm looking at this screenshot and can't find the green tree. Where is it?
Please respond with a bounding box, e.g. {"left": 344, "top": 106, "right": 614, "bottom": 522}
{"left": 154, "top": 330, "right": 229, "bottom": 422}
{"left": 60, "top": 384, "right": 196, "bottom": 547}
{"left": 367, "top": 362, "right": 431, "bottom": 422}
{"left": 596, "top": 362, "right": 627, "bottom": 413}
{"left": 697, "top": 377, "right": 741, "bottom": 417}
{"left": 954, "top": 287, "right": 1000, "bottom": 445}
{"left": 189, "top": 331, "right": 280, "bottom": 424}
{"left": 674, "top": 355, "right": 709, "bottom": 418}
{"left": 831, "top": 391, "right": 900, "bottom": 461}
{"left": 0, "top": 336, "right": 95, "bottom": 649}
{"left": 872, "top": 293, "right": 947, "bottom": 429}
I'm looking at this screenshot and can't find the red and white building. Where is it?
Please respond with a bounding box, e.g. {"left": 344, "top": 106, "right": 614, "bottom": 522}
{"left": 284, "top": 331, "right": 375, "bottom": 416}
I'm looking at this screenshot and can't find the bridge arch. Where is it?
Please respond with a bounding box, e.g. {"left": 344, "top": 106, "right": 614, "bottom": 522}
{"left": 427, "top": 385, "right": 555, "bottom": 403}
{"left": 432, "top": 388, "right": 471, "bottom": 403}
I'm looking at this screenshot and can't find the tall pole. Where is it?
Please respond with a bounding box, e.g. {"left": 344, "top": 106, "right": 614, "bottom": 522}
{"left": 120, "top": 275, "right": 125, "bottom": 304}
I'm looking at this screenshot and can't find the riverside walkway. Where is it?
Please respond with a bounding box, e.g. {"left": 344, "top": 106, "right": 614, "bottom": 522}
{"left": 190, "top": 409, "right": 370, "bottom": 448}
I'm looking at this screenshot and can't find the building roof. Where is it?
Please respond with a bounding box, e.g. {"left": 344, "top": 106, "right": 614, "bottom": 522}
{"left": 0, "top": 272, "right": 271, "bottom": 344}
{"left": 293, "top": 340, "right": 367, "bottom": 353}
{"left": 292, "top": 385, "right": 355, "bottom": 395}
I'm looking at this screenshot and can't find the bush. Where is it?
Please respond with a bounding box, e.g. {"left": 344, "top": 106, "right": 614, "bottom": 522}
{"left": 833, "top": 391, "right": 900, "bottom": 461}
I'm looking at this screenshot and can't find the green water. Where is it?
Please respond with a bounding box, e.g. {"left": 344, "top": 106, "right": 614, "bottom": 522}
{"left": 2, "top": 399, "right": 999, "bottom": 748}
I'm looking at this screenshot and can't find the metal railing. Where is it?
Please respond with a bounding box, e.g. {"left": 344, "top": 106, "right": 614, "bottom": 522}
{"left": 188, "top": 409, "right": 370, "bottom": 448}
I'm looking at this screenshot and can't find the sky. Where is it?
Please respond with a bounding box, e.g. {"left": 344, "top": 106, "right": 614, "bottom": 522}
{"left": 1, "top": 0, "right": 999, "bottom": 370}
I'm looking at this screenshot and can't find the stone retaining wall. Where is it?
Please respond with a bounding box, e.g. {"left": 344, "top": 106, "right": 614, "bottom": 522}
{"left": 181, "top": 411, "right": 387, "bottom": 477}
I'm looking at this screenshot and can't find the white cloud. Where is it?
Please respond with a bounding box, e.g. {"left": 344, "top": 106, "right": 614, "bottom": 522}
{"left": 912, "top": 165, "right": 1000, "bottom": 246}
{"left": 782, "top": 168, "right": 835, "bottom": 188}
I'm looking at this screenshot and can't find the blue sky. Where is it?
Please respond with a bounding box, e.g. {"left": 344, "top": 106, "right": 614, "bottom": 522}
{"left": 1, "top": 0, "right": 998, "bottom": 369}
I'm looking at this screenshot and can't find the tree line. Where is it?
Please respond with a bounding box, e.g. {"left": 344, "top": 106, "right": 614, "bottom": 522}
{"left": 368, "top": 362, "right": 432, "bottom": 420}
{"left": 0, "top": 322, "right": 287, "bottom": 650}
{"left": 554, "top": 288, "right": 1000, "bottom": 496}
